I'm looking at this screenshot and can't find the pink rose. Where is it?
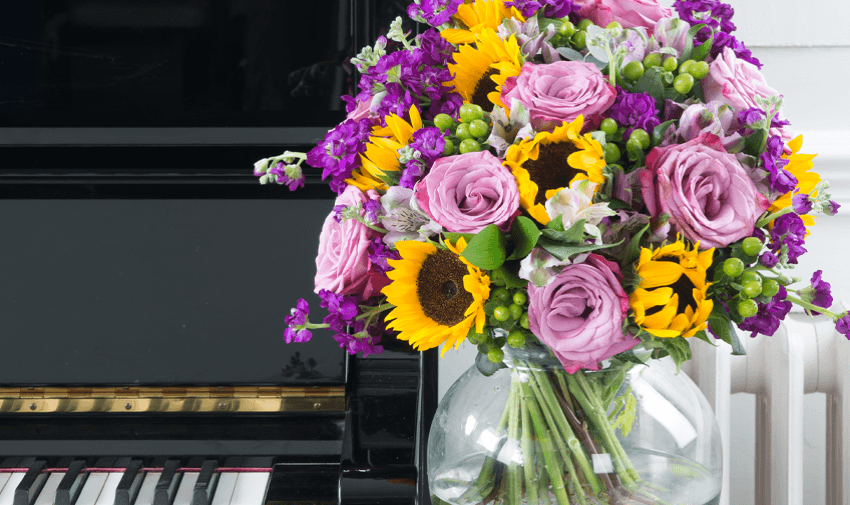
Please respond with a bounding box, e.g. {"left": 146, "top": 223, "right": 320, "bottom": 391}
{"left": 641, "top": 133, "right": 770, "bottom": 249}
{"left": 528, "top": 254, "right": 639, "bottom": 373}
{"left": 501, "top": 61, "right": 616, "bottom": 131}
{"left": 575, "top": 0, "right": 672, "bottom": 30}
{"left": 315, "top": 186, "right": 389, "bottom": 298}
{"left": 702, "top": 47, "right": 790, "bottom": 140}
{"left": 343, "top": 96, "right": 373, "bottom": 121}
{"left": 415, "top": 151, "right": 520, "bottom": 234}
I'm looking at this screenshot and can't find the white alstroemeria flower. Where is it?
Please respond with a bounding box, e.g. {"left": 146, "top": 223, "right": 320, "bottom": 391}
{"left": 380, "top": 186, "right": 441, "bottom": 245}
{"left": 545, "top": 180, "right": 616, "bottom": 243}
{"left": 519, "top": 247, "right": 569, "bottom": 287}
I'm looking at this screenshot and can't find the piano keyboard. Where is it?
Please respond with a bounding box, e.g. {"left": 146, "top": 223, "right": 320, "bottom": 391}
{"left": 0, "top": 458, "right": 271, "bottom": 505}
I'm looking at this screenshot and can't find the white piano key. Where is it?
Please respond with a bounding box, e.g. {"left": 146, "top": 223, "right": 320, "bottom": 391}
{"left": 0, "top": 475, "right": 10, "bottom": 494}
{"left": 34, "top": 472, "right": 66, "bottom": 505}
{"left": 229, "top": 473, "right": 270, "bottom": 505}
{"left": 0, "top": 474, "right": 25, "bottom": 505}
{"left": 173, "top": 472, "right": 198, "bottom": 505}
{"left": 75, "top": 473, "right": 108, "bottom": 505}
{"left": 95, "top": 473, "right": 124, "bottom": 505}
{"left": 134, "top": 472, "right": 161, "bottom": 505}
{"left": 209, "top": 473, "right": 237, "bottom": 505}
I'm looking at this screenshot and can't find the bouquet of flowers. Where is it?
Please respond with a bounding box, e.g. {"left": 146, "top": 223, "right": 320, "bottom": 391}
{"left": 254, "top": 0, "right": 847, "bottom": 503}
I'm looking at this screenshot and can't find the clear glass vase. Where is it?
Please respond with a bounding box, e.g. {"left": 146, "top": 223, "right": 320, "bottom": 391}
{"left": 428, "top": 344, "right": 722, "bottom": 505}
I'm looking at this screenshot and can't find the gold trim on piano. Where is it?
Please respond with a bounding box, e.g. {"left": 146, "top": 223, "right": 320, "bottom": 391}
{"left": 0, "top": 386, "right": 346, "bottom": 413}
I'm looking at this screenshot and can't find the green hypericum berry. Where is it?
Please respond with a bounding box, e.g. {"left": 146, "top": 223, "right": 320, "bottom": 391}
{"left": 723, "top": 257, "right": 745, "bottom": 277}
{"left": 507, "top": 329, "right": 526, "bottom": 348}
{"left": 509, "top": 304, "right": 523, "bottom": 320}
{"left": 600, "top": 118, "right": 618, "bottom": 136}
{"left": 512, "top": 291, "right": 527, "bottom": 306}
{"left": 459, "top": 139, "right": 481, "bottom": 153}
{"left": 626, "top": 138, "right": 644, "bottom": 154}
{"left": 469, "top": 119, "right": 489, "bottom": 138}
{"left": 643, "top": 53, "right": 662, "bottom": 68}
{"left": 493, "top": 287, "right": 511, "bottom": 303}
{"left": 689, "top": 61, "right": 710, "bottom": 80}
{"left": 571, "top": 30, "right": 587, "bottom": 50}
{"left": 487, "top": 347, "right": 505, "bottom": 364}
{"left": 606, "top": 21, "right": 623, "bottom": 30}
{"left": 741, "top": 237, "right": 763, "bottom": 256}
{"left": 434, "top": 113, "right": 453, "bottom": 132}
{"left": 679, "top": 59, "right": 695, "bottom": 75}
{"left": 762, "top": 279, "right": 780, "bottom": 298}
{"left": 459, "top": 103, "right": 483, "bottom": 123}
{"left": 520, "top": 312, "right": 529, "bottom": 329}
{"left": 443, "top": 139, "right": 456, "bottom": 156}
{"left": 559, "top": 20, "right": 576, "bottom": 37}
{"left": 455, "top": 123, "right": 473, "bottom": 141}
{"left": 742, "top": 281, "right": 762, "bottom": 298}
{"left": 739, "top": 271, "right": 762, "bottom": 285}
{"left": 604, "top": 143, "right": 621, "bottom": 163}
{"left": 623, "top": 60, "right": 644, "bottom": 81}
{"left": 493, "top": 306, "right": 510, "bottom": 322}
{"left": 577, "top": 19, "right": 593, "bottom": 31}
{"left": 477, "top": 343, "right": 490, "bottom": 354}
{"left": 673, "top": 73, "right": 695, "bottom": 94}
{"left": 466, "top": 331, "right": 484, "bottom": 345}
{"left": 629, "top": 129, "right": 651, "bottom": 149}
{"left": 662, "top": 56, "right": 678, "bottom": 72}
{"left": 738, "top": 299, "right": 758, "bottom": 318}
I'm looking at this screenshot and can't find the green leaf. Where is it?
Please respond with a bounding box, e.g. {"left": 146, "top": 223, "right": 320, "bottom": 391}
{"left": 652, "top": 120, "right": 677, "bottom": 148}
{"left": 707, "top": 303, "right": 747, "bottom": 355}
{"left": 461, "top": 224, "right": 507, "bottom": 270}
{"left": 546, "top": 215, "right": 565, "bottom": 231}
{"left": 443, "top": 232, "right": 475, "bottom": 244}
{"left": 661, "top": 337, "right": 693, "bottom": 373}
{"left": 607, "top": 198, "right": 632, "bottom": 211}
{"left": 506, "top": 216, "right": 541, "bottom": 261}
{"left": 693, "top": 33, "right": 715, "bottom": 62}
{"left": 744, "top": 128, "right": 768, "bottom": 157}
{"left": 541, "top": 219, "right": 587, "bottom": 245}
{"left": 377, "top": 170, "right": 401, "bottom": 187}
{"left": 537, "top": 237, "right": 620, "bottom": 261}
{"left": 623, "top": 221, "right": 651, "bottom": 265}
{"left": 691, "top": 329, "right": 718, "bottom": 347}
{"left": 631, "top": 67, "right": 667, "bottom": 112}
{"left": 677, "top": 23, "right": 706, "bottom": 65}
{"left": 557, "top": 47, "right": 585, "bottom": 61}
{"left": 494, "top": 262, "right": 527, "bottom": 289}
{"left": 610, "top": 388, "right": 637, "bottom": 437}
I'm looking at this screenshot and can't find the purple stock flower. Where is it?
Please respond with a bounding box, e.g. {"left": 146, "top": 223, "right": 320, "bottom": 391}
{"left": 826, "top": 201, "right": 841, "bottom": 216}
{"left": 762, "top": 136, "right": 797, "bottom": 195}
{"left": 836, "top": 314, "right": 850, "bottom": 339}
{"left": 407, "top": 0, "right": 463, "bottom": 26}
{"left": 674, "top": 0, "right": 761, "bottom": 69}
{"left": 318, "top": 289, "right": 359, "bottom": 332}
{"left": 368, "top": 237, "right": 401, "bottom": 274}
{"left": 400, "top": 160, "right": 426, "bottom": 189}
{"left": 759, "top": 250, "right": 779, "bottom": 268}
{"left": 363, "top": 199, "right": 382, "bottom": 224}
{"left": 792, "top": 193, "right": 813, "bottom": 215}
{"left": 267, "top": 162, "right": 306, "bottom": 191}
{"left": 737, "top": 107, "right": 766, "bottom": 130}
{"left": 606, "top": 88, "right": 660, "bottom": 138}
{"left": 769, "top": 213, "right": 807, "bottom": 264}
{"left": 306, "top": 118, "right": 374, "bottom": 194}
{"left": 409, "top": 126, "right": 447, "bottom": 166}
{"left": 738, "top": 286, "right": 793, "bottom": 338}
{"left": 798, "top": 270, "right": 832, "bottom": 316}
{"left": 284, "top": 299, "right": 312, "bottom": 343}
{"left": 505, "top": 0, "right": 580, "bottom": 18}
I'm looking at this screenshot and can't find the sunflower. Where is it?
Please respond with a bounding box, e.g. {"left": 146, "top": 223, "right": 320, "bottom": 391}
{"left": 447, "top": 28, "right": 522, "bottom": 111}
{"left": 382, "top": 238, "right": 490, "bottom": 356}
{"left": 629, "top": 240, "right": 714, "bottom": 339}
{"left": 768, "top": 135, "right": 820, "bottom": 232}
{"left": 346, "top": 105, "right": 423, "bottom": 191}
{"left": 441, "top": 0, "right": 525, "bottom": 45}
{"left": 503, "top": 116, "right": 606, "bottom": 225}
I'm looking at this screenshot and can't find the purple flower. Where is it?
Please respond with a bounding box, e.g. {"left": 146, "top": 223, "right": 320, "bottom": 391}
{"left": 265, "top": 161, "right": 305, "bottom": 191}
{"left": 363, "top": 199, "right": 382, "bottom": 224}
{"left": 674, "top": 0, "right": 761, "bottom": 68}
{"left": 759, "top": 250, "right": 779, "bottom": 268}
{"left": 737, "top": 107, "right": 767, "bottom": 130}
{"left": 836, "top": 314, "right": 850, "bottom": 339}
{"left": 797, "top": 270, "right": 832, "bottom": 316}
{"left": 368, "top": 238, "right": 401, "bottom": 274}
{"left": 407, "top": 0, "right": 463, "bottom": 26}
{"left": 306, "top": 118, "right": 374, "bottom": 194}
{"left": 792, "top": 193, "right": 813, "bottom": 215}
{"left": 825, "top": 200, "right": 841, "bottom": 217}
{"left": 505, "top": 0, "right": 580, "bottom": 18}
{"left": 606, "top": 88, "right": 660, "bottom": 138}
{"left": 762, "top": 136, "right": 797, "bottom": 195}
{"left": 400, "top": 160, "right": 426, "bottom": 189}
{"left": 284, "top": 299, "right": 312, "bottom": 344}
{"left": 769, "top": 213, "right": 807, "bottom": 264}
{"left": 738, "top": 286, "right": 793, "bottom": 338}
{"left": 409, "top": 127, "right": 447, "bottom": 166}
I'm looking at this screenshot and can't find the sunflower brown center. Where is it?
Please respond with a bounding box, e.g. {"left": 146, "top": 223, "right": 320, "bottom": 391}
{"left": 471, "top": 68, "right": 500, "bottom": 110}
{"left": 417, "top": 249, "right": 474, "bottom": 327}
{"left": 645, "top": 257, "right": 698, "bottom": 316}
{"left": 521, "top": 141, "right": 581, "bottom": 206}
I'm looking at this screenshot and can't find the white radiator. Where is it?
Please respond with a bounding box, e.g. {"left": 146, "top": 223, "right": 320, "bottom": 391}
{"left": 684, "top": 304, "right": 850, "bottom": 505}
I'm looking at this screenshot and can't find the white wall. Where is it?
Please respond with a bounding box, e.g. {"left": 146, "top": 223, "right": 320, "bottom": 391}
{"left": 437, "top": 1, "right": 850, "bottom": 503}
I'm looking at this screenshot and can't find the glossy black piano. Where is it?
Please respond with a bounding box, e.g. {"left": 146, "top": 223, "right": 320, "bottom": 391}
{"left": 0, "top": 1, "right": 437, "bottom": 504}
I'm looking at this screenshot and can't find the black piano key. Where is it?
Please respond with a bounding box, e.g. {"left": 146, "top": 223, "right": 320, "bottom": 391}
{"left": 115, "top": 460, "right": 144, "bottom": 505}
{"left": 13, "top": 459, "right": 46, "bottom": 505}
{"left": 153, "top": 460, "right": 181, "bottom": 505}
{"left": 56, "top": 460, "right": 87, "bottom": 505}
{"left": 190, "top": 460, "right": 218, "bottom": 505}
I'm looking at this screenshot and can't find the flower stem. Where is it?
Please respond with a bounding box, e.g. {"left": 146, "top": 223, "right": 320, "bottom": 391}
{"left": 784, "top": 294, "right": 839, "bottom": 319}
{"left": 521, "top": 397, "right": 539, "bottom": 505}
{"left": 755, "top": 207, "right": 794, "bottom": 228}
{"left": 508, "top": 376, "right": 522, "bottom": 505}
{"left": 520, "top": 378, "right": 572, "bottom": 505}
